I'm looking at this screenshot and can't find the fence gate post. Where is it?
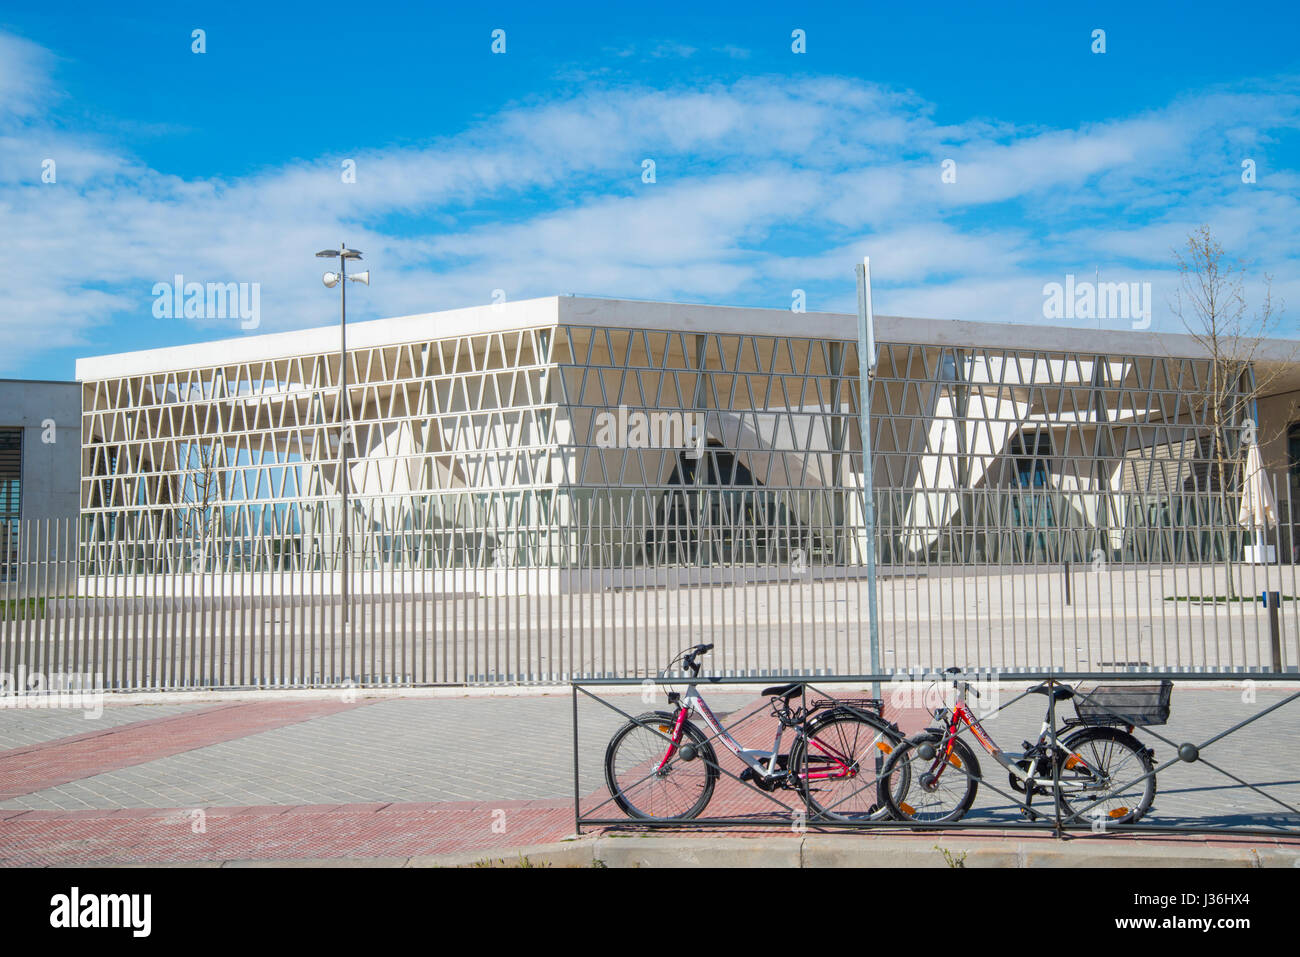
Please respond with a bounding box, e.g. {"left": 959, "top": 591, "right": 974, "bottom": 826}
{"left": 1266, "top": 590, "right": 1283, "bottom": 673}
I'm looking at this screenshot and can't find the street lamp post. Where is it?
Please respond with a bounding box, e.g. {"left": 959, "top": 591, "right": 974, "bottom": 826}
{"left": 855, "top": 256, "right": 880, "bottom": 697}
{"left": 316, "top": 244, "right": 369, "bottom": 624}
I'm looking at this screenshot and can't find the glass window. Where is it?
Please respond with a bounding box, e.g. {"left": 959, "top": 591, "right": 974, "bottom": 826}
{"left": 0, "top": 428, "right": 21, "bottom": 524}
{"left": 1288, "top": 423, "right": 1300, "bottom": 478}
{"left": 1009, "top": 429, "right": 1052, "bottom": 488}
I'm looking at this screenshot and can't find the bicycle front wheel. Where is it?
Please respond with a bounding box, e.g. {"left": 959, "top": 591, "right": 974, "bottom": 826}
{"left": 603, "top": 711, "right": 718, "bottom": 821}
{"left": 789, "top": 709, "right": 905, "bottom": 821}
{"left": 880, "top": 732, "right": 981, "bottom": 824}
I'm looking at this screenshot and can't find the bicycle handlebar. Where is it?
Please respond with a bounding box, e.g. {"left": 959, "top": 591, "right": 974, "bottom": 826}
{"left": 680, "top": 644, "right": 713, "bottom": 676}
{"left": 942, "top": 667, "right": 980, "bottom": 699}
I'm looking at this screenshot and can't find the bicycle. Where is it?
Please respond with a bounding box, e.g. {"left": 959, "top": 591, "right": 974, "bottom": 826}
{"left": 603, "top": 643, "right": 907, "bottom": 822}
{"left": 878, "top": 667, "right": 1161, "bottom": 826}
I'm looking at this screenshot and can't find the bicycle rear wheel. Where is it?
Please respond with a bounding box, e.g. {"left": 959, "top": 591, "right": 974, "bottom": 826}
{"left": 604, "top": 711, "right": 718, "bottom": 821}
{"left": 1056, "top": 727, "right": 1155, "bottom": 826}
{"left": 789, "top": 709, "right": 905, "bottom": 821}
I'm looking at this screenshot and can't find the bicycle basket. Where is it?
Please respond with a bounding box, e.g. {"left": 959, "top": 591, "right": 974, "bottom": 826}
{"left": 1073, "top": 681, "right": 1172, "bottom": 726}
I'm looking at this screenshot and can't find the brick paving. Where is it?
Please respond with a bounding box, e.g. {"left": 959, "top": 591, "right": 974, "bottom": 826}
{"left": 0, "top": 699, "right": 372, "bottom": 801}
{"left": 0, "top": 703, "right": 204, "bottom": 749}
{"left": 0, "top": 694, "right": 624, "bottom": 811}
{"left": 0, "top": 800, "right": 573, "bottom": 866}
{"left": 0, "top": 684, "right": 1296, "bottom": 865}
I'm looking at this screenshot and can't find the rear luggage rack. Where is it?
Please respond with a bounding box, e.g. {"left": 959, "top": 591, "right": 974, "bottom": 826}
{"left": 1073, "top": 681, "right": 1173, "bottom": 726}
{"left": 811, "top": 697, "right": 883, "bottom": 715}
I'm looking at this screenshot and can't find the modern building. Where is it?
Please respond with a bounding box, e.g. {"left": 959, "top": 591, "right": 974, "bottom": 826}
{"left": 72, "top": 296, "right": 1300, "bottom": 582}
{"left": 0, "top": 378, "right": 80, "bottom": 576}
{"left": 0, "top": 378, "right": 81, "bottom": 524}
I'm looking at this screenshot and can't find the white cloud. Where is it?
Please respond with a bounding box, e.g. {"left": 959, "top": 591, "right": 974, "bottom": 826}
{"left": 1, "top": 30, "right": 1297, "bottom": 374}
{"left": 0, "top": 32, "right": 54, "bottom": 119}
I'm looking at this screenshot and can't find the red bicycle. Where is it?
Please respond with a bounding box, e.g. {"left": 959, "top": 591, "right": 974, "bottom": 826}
{"left": 878, "top": 668, "right": 1160, "bottom": 825}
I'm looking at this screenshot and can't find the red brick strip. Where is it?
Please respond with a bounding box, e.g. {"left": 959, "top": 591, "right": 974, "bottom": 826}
{"left": 0, "top": 699, "right": 372, "bottom": 800}
{"left": 0, "top": 799, "right": 574, "bottom": 866}
{"left": 2, "top": 796, "right": 1294, "bottom": 867}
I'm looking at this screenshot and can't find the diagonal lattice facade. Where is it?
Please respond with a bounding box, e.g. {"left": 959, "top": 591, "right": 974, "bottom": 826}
{"left": 76, "top": 297, "right": 1273, "bottom": 576}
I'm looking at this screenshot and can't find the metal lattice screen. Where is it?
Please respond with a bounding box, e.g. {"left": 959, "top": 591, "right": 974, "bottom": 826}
{"left": 1, "top": 321, "right": 1283, "bottom": 689}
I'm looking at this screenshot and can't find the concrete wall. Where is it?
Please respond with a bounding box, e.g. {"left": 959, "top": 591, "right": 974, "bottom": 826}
{"left": 0, "top": 379, "right": 80, "bottom": 523}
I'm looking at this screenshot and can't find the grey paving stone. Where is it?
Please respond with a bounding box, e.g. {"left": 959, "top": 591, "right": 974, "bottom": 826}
{"left": 1, "top": 688, "right": 1296, "bottom": 835}
{"left": 0, "top": 702, "right": 207, "bottom": 749}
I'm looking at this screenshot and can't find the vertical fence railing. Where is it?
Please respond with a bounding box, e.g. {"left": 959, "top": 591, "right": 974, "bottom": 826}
{"left": 0, "top": 473, "right": 1296, "bottom": 692}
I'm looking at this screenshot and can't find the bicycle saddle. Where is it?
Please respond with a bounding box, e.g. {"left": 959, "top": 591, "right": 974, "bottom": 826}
{"left": 762, "top": 682, "right": 803, "bottom": 700}
{"left": 1026, "top": 682, "right": 1075, "bottom": 701}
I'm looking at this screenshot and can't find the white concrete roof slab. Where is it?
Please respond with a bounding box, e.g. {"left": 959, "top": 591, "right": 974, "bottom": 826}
{"left": 75, "top": 294, "right": 1300, "bottom": 381}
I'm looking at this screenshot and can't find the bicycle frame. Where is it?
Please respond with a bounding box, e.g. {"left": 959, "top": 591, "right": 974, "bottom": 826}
{"left": 656, "top": 683, "right": 861, "bottom": 786}
{"left": 930, "top": 684, "right": 1102, "bottom": 796}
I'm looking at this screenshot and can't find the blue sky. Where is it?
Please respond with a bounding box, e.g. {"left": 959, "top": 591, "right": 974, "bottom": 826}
{"left": 2, "top": 1, "right": 1298, "bottom": 379}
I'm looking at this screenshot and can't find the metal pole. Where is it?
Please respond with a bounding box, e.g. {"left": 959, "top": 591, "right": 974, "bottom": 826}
{"left": 1267, "top": 590, "right": 1282, "bottom": 674}
{"left": 339, "top": 243, "right": 350, "bottom": 625}
{"left": 855, "top": 258, "right": 880, "bottom": 696}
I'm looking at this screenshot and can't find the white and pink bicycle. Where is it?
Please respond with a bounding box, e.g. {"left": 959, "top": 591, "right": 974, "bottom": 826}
{"left": 603, "top": 644, "right": 906, "bottom": 821}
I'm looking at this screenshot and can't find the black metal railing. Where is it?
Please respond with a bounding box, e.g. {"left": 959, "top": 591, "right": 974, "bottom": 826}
{"left": 572, "top": 672, "right": 1300, "bottom": 838}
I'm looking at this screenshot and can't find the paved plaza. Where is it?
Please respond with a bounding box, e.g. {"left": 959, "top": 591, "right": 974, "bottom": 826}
{"left": 0, "top": 683, "right": 1297, "bottom": 865}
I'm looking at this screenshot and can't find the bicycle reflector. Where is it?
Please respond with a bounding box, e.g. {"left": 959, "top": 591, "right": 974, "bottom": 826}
{"left": 1064, "top": 754, "right": 1084, "bottom": 770}
{"left": 876, "top": 741, "right": 893, "bottom": 754}
{"left": 1108, "top": 807, "right": 1129, "bottom": 819}
{"left": 898, "top": 802, "right": 916, "bottom": 817}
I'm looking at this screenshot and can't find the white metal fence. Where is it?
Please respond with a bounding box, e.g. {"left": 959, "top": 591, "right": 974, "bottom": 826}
{"left": 3, "top": 474, "right": 1298, "bottom": 691}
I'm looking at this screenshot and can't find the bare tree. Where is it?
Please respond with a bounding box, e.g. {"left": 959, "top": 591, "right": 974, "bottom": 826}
{"left": 1172, "top": 225, "right": 1290, "bottom": 595}
{"left": 179, "top": 440, "right": 224, "bottom": 570}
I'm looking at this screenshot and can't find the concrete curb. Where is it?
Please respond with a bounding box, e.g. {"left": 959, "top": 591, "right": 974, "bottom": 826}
{"left": 428, "top": 836, "right": 1300, "bottom": 869}
{"left": 62, "top": 686, "right": 574, "bottom": 707}
{"left": 34, "top": 678, "right": 1300, "bottom": 709}
{"left": 104, "top": 836, "right": 1300, "bottom": 869}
